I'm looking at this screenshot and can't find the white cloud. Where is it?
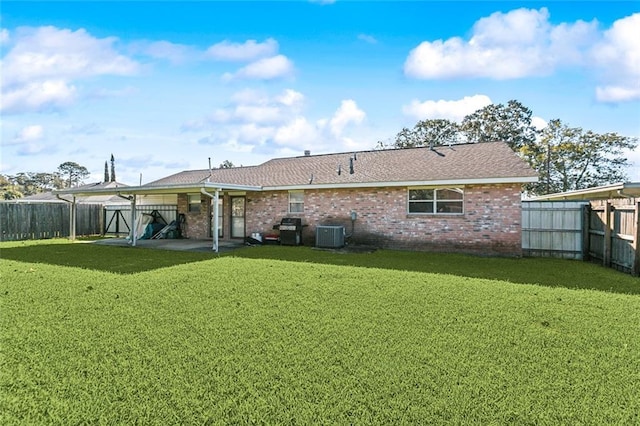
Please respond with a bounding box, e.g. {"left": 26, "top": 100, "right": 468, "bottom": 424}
{"left": 2, "top": 26, "right": 139, "bottom": 86}
{"left": 402, "top": 95, "right": 492, "bottom": 122}
{"left": 1, "top": 26, "right": 139, "bottom": 113}
{"left": 592, "top": 13, "right": 640, "bottom": 102}
{"left": 1, "top": 80, "right": 77, "bottom": 113}
{"left": 276, "top": 89, "right": 305, "bottom": 107}
{"left": 358, "top": 34, "right": 377, "bottom": 44}
{"left": 274, "top": 117, "right": 316, "bottom": 146}
{"left": 234, "top": 105, "right": 286, "bottom": 125}
{"left": 14, "top": 124, "right": 44, "bottom": 143}
{"left": 531, "top": 116, "right": 548, "bottom": 131}
{"left": 134, "top": 40, "right": 194, "bottom": 64}
{"left": 9, "top": 124, "right": 50, "bottom": 155}
{"left": 1, "top": 28, "right": 9, "bottom": 44}
{"left": 206, "top": 38, "right": 278, "bottom": 61}
{"left": 404, "top": 7, "right": 597, "bottom": 80}
{"left": 184, "top": 90, "right": 368, "bottom": 156}
{"left": 329, "top": 100, "right": 366, "bottom": 137}
{"left": 224, "top": 55, "right": 294, "bottom": 81}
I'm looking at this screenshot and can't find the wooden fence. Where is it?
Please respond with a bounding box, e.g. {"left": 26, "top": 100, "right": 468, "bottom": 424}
{"left": 0, "top": 202, "right": 103, "bottom": 242}
{"left": 588, "top": 200, "right": 639, "bottom": 275}
{"left": 523, "top": 200, "right": 640, "bottom": 276}
{"left": 522, "top": 201, "right": 588, "bottom": 260}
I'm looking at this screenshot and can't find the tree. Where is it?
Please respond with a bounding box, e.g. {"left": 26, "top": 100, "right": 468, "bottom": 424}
{"left": 57, "top": 162, "right": 90, "bottom": 188}
{"left": 460, "top": 100, "right": 538, "bottom": 151}
{"left": 110, "top": 154, "right": 116, "bottom": 182}
{"left": 104, "top": 161, "right": 109, "bottom": 182}
{"left": 0, "top": 174, "right": 23, "bottom": 199}
{"left": 381, "top": 119, "right": 461, "bottom": 149}
{"left": 522, "top": 119, "right": 638, "bottom": 194}
{"left": 219, "top": 160, "right": 235, "bottom": 169}
{"left": 381, "top": 99, "right": 637, "bottom": 195}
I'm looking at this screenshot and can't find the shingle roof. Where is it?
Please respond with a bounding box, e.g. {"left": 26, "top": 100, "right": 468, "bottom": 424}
{"left": 145, "top": 142, "right": 537, "bottom": 188}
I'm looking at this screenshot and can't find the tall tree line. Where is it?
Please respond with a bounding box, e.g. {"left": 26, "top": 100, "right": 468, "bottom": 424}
{"left": 1, "top": 162, "right": 89, "bottom": 200}
{"left": 378, "top": 100, "right": 637, "bottom": 195}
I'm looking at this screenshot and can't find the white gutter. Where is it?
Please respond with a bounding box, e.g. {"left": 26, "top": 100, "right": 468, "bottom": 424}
{"left": 527, "top": 182, "right": 640, "bottom": 201}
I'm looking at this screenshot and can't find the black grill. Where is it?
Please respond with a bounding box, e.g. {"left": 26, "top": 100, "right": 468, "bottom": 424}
{"left": 279, "top": 217, "right": 303, "bottom": 245}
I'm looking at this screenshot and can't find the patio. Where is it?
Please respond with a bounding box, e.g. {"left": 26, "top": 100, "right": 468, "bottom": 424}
{"left": 92, "top": 237, "right": 246, "bottom": 253}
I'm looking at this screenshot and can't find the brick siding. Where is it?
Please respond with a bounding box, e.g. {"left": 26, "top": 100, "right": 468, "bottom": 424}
{"left": 177, "top": 193, "right": 211, "bottom": 239}
{"left": 178, "top": 184, "right": 524, "bottom": 256}
{"left": 245, "top": 184, "right": 523, "bottom": 256}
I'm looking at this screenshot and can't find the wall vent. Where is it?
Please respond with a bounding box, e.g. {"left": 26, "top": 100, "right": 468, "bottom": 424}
{"left": 315, "top": 225, "right": 345, "bottom": 248}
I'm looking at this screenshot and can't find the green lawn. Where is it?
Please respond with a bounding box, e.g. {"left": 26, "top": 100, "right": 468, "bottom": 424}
{"left": 1, "top": 240, "right": 639, "bottom": 424}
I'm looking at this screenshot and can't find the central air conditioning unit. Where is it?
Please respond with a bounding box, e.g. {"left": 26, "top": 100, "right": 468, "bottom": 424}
{"left": 315, "top": 225, "right": 345, "bottom": 248}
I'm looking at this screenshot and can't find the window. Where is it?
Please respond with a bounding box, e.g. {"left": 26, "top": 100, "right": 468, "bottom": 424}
{"left": 188, "top": 194, "right": 201, "bottom": 213}
{"left": 408, "top": 188, "right": 463, "bottom": 214}
{"left": 289, "top": 191, "right": 304, "bottom": 213}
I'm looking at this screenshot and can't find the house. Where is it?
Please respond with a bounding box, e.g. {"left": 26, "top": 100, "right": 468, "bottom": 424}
{"left": 56, "top": 141, "right": 538, "bottom": 255}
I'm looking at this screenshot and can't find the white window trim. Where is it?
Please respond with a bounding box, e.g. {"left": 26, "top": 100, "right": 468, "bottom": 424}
{"left": 188, "top": 194, "right": 201, "bottom": 213}
{"left": 408, "top": 187, "right": 464, "bottom": 215}
{"left": 288, "top": 191, "right": 304, "bottom": 214}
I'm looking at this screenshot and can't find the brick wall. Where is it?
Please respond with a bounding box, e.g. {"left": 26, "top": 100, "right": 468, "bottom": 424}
{"left": 246, "top": 184, "right": 523, "bottom": 256}
{"left": 177, "top": 193, "right": 211, "bottom": 239}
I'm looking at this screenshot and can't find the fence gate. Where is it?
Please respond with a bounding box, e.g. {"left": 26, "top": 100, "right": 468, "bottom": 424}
{"left": 588, "top": 201, "right": 639, "bottom": 275}
{"left": 522, "top": 201, "right": 588, "bottom": 260}
{"left": 103, "top": 204, "right": 178, "bottom": 236}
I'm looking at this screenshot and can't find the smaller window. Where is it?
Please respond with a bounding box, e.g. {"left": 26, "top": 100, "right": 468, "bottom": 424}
{"left": 289, "top": 191, "right": 304, "bottom": 213}
{"left": 188, "top": 194, "right": 201, "bottom": 213}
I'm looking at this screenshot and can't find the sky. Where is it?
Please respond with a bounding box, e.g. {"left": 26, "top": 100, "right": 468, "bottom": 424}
{"left": 1, "top": 1, "right": 639, "bottom": 186}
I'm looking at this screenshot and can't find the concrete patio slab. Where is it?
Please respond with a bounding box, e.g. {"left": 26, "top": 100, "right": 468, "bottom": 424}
{"left": 92, "top": 238, "right": 245, "bottom": 252}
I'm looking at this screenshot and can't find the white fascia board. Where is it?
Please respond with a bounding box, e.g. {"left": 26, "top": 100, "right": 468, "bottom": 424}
{"left": 263, "top": 176, "right": 538, "bottom": 191}
{"left": 527, "top": 182, "right": 640, "bottom": 201}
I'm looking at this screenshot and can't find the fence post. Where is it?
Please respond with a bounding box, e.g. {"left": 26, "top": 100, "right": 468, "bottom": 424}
{"left": 582, "top": 204, "right": 591, "bottom": 261}
{"left": 633, "top": 201, "right": 640, "bottom": 277}
{"left": 603, "top": 202, "right": 612, "bottom": 267}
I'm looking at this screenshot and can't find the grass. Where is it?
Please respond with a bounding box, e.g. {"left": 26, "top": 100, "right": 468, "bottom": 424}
{"left": 1, "top": 239, "right": 639, "bottom": 424}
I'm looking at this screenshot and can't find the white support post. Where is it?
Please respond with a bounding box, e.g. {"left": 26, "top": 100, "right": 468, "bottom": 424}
{"left": 70, "top": 195, "right": 77, "bottom": 241}
{"left": 131, "top": 195, "right": 137, "bottom": 247}
{"left": 200, "top": 187, "right": 219, "bottom": 253}
{"left": 213, "top": 189, "right": 219, "bottom": 253}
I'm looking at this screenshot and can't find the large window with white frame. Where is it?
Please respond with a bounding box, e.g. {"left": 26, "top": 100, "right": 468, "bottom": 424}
{"left": 289, "top": 191, "right": 304, "bottom": 213}
{"left": 408, "top": 187, "right": 464, "bottom": 214}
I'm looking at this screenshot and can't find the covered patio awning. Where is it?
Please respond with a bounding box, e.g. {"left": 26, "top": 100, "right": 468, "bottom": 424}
{"left": 54, "top": 181, "right": 262, "bottom": 252}
{"left": 526, "top": 182, "right": 640, "bottom": 201}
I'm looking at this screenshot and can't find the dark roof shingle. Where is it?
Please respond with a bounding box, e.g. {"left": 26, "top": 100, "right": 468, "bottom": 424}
{"left": 145, "top": 142, "right": 537, "bottom": 188}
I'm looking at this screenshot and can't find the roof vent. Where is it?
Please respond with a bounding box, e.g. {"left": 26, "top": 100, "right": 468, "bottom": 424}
{"left": 304, "top": 150, "right": 311, "bottom": 156}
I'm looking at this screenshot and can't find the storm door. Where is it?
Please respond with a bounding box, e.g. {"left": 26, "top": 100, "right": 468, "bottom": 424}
{"left": 209, "top": 197, "right": 224, "bottom": 238}
{"left": 230, "top": 196, "right": 245, "bottom": 238}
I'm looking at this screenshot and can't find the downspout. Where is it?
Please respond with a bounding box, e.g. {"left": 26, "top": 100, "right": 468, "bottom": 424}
{"left": 617, "top": 189, "right": 635, "bottom": 199}
{"left": 56, "top": 194, "right": 77, "bottom": 241}
{"left": 201, "top": 187, "right": 219, "bottom": 253}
